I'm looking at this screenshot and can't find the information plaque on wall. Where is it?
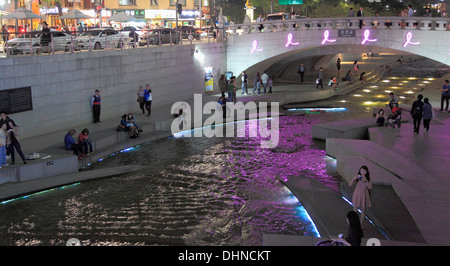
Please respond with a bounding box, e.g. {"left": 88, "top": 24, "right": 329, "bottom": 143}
{"left": 0, "top": 87, "right": 33, "bottom": 114}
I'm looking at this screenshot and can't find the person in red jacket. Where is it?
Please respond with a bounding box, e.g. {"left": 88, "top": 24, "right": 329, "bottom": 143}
{"left": 78, "top": 128, "right": 93, "bottom": 156}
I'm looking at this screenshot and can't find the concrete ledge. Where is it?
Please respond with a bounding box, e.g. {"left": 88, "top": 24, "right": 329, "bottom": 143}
{"left": 0, "top": 165, "right": 146, "bottom": 201}
{"left": 0, "top": 155, "right": 78, "bottom": 185}
{"left": 312, "top": 117, "right": 378, "bottom": 140}
{"left": 312, "top": 115, "right": 410, "bottom": 141}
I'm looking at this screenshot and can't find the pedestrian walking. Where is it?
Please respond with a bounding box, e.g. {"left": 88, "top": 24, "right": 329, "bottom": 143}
{"left": 268, "top": 76, "right": 273, "bottom": 94}
{"left": 422, "top": 98, "right": 433, "bottom": 134}
{"left": 228, "top": 76, "right": 238, "bottom": 103}
{"left": 1, "top": 25, "right": 9, "bottom": 43}
{"left": 298, "top": 63, "right": 306, "bottom": 83}
{"left": 407, "top": 5, "right": 414, "bottom": 17}
{"left": 137, "top": 86, "right": 146, "bottom": 116}
{"left": 91, "top": 89, "right": 101, "bottom": 123}
{"left": 353, "top": 60, "right": 359, "bottom": 76}
{"left": 348, "top": 7, "right": 355, "bottom": 27}
{"left": 348, "top": 7, "right": 355, "bottom": 17}
{"left": 337, "top": 58, "right": 341, "bottom": 75}
{"left": 357, "top": 7, "right": 364, "bottom": 29}
{"left": 349, "top": 165, "right": 372, "bottom": 226}
{"left": 40, "top": 21, "right": 51, "bottom": 53}
{"left": 6, "top": 121, "right": 27, "bottom": 165}
{"left": 252, "top": 72, "right": 261, "bottom": 95}
{"left": 261, "top": 70, "right": 269, "bottom": 94}
{"left": 0, "top": 123, "right": 7, "bottom": 168}
{"left": 241, "top": 71, "right": 248, "bottom": 95}
{"left": 144, "top": 84, "right": 152, "bottom": 117}
{"left": 316, "top": 67, "right": 324, "bottom": 89}
{"left": 410, "top": 94, "right": 424, "bottom": 134}
{"left": 440, "top": 80, "right": 449, "bottom": 112}
{"left": 219, "top": 74, "right": 227, "bottom": 98}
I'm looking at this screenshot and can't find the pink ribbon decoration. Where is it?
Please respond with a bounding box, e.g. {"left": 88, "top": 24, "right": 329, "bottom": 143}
{"left": 403, "top": 32, "right": 420, "bottom": 48}
{"left": 251, "top": 40, "right": 263, "bottom": 53}
{"left": 285, "top": 33, "right": 300, "bottom": 48}
{"left": 322, "top": 30, "right": 336, "bottom": 45}
{"left": 361, "top": 30, "right": 377, "bottom": 45}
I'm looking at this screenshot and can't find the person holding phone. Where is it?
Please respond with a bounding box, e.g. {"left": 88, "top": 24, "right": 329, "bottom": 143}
{"left": 349, "top": 165, "right": 372, "bottom": 227}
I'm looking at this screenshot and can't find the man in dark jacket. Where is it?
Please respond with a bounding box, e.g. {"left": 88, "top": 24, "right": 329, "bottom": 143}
{"left": 357, "top": 7, "right": 364, "bottom": 29}
{"left": 410, "top": 94, "right": 424, "bottom": 134}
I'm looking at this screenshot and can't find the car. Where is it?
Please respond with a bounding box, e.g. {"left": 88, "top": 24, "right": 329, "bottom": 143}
{"left": 4, "top": 29, "right": 79, "bottom": 55}
{"left": 140, "top": 28, "right": 180, "bottom": 45}
{"left": 200, "top": 26, "right": 217, "bottom": 39}
{"left": 121, "top": 26, "right": 148, "bottom": 39}
{"left": 77, "top": 29, "right": 123, "bottom": 50}
{"left": 179, "top": 25, "right": 201, "bottom": 40}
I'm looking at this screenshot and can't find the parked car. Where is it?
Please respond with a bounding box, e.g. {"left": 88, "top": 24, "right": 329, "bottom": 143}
{"left": 77, "top": 29, "right": 123, "bottom": 50}
{"left": 140, "top": 28, "right": 180, "bottom": 45}
{"left": 4, "top": 29, "right": 79, "bottom": 55}
{"left": 179, "top": 25, "right": 201, "bottom": 40}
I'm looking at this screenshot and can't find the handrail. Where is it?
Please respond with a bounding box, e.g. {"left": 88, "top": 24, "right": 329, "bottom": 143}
{"left": 0, "top": 27, "right": 221, "bottom": 58}
{"left": 224, "top": 16, "right": 450, "bottom": 35}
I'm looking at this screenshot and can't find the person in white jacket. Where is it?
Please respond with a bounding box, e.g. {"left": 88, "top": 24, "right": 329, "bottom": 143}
{"left": 0, "top": 123, "right": 7, "bottom": 167}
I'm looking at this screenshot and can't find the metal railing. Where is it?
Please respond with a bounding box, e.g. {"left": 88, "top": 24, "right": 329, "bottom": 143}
{"left": 224, "top": 16, "right": 450, "bottom": 35}
{"left": 0, "top": 27, "right": 221, "bottom": 58}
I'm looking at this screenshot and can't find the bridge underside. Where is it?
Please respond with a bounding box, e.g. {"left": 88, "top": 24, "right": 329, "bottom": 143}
{"left": 227, "top": 29, "right": 450, "bottom": 80}
{"left": 231, "top": 44, "right": 411, "bottom": 83}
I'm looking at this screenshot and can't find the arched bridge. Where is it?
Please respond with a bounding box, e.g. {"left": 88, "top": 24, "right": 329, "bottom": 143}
{"left": 224, "top": 17, "right": 450, "bottom": 76}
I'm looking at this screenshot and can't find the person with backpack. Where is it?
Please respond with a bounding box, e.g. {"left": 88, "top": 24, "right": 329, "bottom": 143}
{"left": 410, "top": 94, "right": 424, "bottom": 134}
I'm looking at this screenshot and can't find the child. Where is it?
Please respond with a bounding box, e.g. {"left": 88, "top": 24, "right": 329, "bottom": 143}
{"left": 268, "top": 76, "right": 273, "bottom": 94}
{"left": 386, "top": 107, "right": 402, "bottom": 128}
{"left": 0, "top": 123, "right": 7, "bottom": 167}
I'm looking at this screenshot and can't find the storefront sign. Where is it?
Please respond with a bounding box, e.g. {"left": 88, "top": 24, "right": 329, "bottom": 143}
{"left": 40, "top": 7, "right": 69, "bottom": 15}
{"left": 114, "top": 9, "right": 145, "bottom": 18}
{"left": 80, "top": 9, "right": 111, "bottom": 18}
{"left": 145, "top": 9, "right": 176, "bottom": 19}
{"left": 179, "top": 10, "right": 200, "bottom": 19}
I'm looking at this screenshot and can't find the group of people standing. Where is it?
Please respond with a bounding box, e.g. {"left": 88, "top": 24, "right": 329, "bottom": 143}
{"left": 219, "top": 70, "right": 274, "bottom": 103}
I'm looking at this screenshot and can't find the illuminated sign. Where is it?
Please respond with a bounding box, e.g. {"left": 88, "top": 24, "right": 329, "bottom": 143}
{"left": 285, "top": 33, "right": 299, "bottom": 47}
{"left": 321, "top": 30, "right": 336, "bottom": 45}
{"left": 145, "top": 9, "right": 176, "bottom": 19}
{"left": 403, "top": 32, "right": 420, "bottom": 47}
{"left": 361, "top": 29, "right": 377, "bottom": 44}
{"left": 251, "top": 40, "right": 263, "bottom": 53}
